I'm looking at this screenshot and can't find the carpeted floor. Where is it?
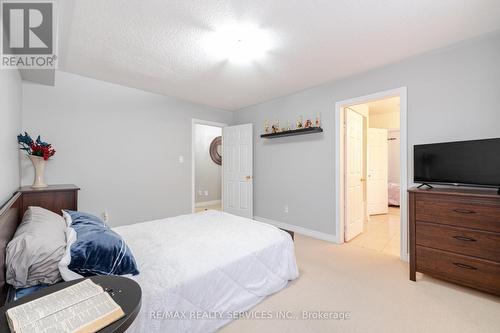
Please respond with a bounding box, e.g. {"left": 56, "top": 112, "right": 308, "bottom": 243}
{"left": 195, "top": 204, "right": 222, "bottom": 213}
{"left": 221, "top": 234, "right": 500, "bottom": 333}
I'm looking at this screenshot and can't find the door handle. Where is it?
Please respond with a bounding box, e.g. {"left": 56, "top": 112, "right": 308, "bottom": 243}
{"left": 245, "top": 175, "right": 252, "bottom": 180}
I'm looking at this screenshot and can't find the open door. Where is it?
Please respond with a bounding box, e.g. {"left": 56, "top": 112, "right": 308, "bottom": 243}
{"left": 222, "top": 124, "right": 253, "bottom": 218}
{"left": 345, "top": 109, "right": 364, "bottom": 241}
{"left": 367, "top": 128, "right": 389, "bottom": 215}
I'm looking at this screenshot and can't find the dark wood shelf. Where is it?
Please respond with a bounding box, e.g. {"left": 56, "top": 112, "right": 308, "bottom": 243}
{"left": 18, "top": 184, "right": 80, "bottom": 193}
{"left": 261, "top": 127, "right": 323, "bottom": 138}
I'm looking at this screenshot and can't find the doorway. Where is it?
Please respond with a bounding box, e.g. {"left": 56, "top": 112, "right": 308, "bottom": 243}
{"left": 191, "top": 119, "right": 227, "bottom": 213}
{"left": 191, "top": 120, "right": 254, "bottom": 218}
{"left": 335, "top": 88, "right": 408, "bottom": 260}
{"left": 348, "top": 97, "right": 401, "bottom": 256}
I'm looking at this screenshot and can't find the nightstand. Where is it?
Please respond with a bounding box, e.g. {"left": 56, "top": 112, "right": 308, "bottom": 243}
{"left": 0, "top": 276, "right": 142, "bottom": 333}
{"left": 17, "top": 184, "right": 80, "bottom": 216}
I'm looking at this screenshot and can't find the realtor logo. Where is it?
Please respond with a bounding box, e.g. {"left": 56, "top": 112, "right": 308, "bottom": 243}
{"left": 1, "top": 0, "right": 57, "bottom": 69}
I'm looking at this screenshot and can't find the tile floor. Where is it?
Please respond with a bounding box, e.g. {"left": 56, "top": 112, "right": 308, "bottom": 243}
{"left": 195, "top": 203, "right": 222, "bottom": 213}
{"left": 348, "top": 206, "right": 400, "bottom": 256}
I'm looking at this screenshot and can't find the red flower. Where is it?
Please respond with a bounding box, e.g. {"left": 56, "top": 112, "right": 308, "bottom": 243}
{"left": 30, "top": 142, "right": 55, "bottom": 160}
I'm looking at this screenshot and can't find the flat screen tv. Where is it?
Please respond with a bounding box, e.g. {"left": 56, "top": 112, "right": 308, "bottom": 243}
{"left": 414, "top": 138, "right": 500, "bottom": 190}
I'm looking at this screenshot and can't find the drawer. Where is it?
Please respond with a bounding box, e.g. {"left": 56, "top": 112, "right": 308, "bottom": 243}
{"left": 416, "top": 246, "right": 500, "bottom": 295}
{"left": 416, "top": 222, "right": 500, "bottom": 262}
{"left": 415, "top": 195, "right": 500, "bottom": 232}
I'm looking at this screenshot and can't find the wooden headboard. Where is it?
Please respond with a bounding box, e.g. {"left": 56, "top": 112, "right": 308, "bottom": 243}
{"left": 0, "top": 185, "right": 80, "bottom": 305}
{"left": 0, "top": 193, "right": 23, "bottom": 305}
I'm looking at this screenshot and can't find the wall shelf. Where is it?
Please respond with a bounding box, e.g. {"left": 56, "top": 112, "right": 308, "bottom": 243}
{"left": 260, "top": 127, "right": 323, "bottom": 138}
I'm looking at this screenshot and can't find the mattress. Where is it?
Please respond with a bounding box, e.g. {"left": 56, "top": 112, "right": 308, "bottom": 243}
{"left": 113, "top": 210, "right": 299, "bottom": 333}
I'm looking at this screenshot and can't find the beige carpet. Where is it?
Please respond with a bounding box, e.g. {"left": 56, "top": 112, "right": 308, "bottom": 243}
{"left": 195, "top": 204, "right": 222, "bottom": 213}
{"left": 221, "top": 234, "right": 500, "bottom": 333}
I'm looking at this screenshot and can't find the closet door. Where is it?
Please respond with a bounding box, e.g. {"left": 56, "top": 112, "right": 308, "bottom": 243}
{"left": 367, "top": 128, "right": 388, "bottom": 215}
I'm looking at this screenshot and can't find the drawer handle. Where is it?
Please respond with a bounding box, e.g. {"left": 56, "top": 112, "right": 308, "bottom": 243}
{"left": 453, "top": 262, "right": 477, "bottom": 270}
{"left": 453, "top": 209, "right": 476, "bottom": 214}
{"left": 452, "top": 235, "right": 477, "bottom": 242}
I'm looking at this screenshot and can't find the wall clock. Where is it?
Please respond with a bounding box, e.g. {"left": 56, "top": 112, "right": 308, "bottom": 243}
{"left": 209, "top": 136, "right": 222, "bottom": 165}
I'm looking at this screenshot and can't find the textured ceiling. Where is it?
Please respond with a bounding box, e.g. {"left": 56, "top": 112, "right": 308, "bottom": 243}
{"left": 368, "top": 97, "right": 400, "bottom": 115}
{"left": 58, "top": 0, "right": 500, "bottom": 110}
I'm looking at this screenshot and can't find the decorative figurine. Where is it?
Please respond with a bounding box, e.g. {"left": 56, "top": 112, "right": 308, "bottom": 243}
{"left": 272, "top": 120, "right": 280, "bottom": 133}
{"left": 305, "top": 118, "right": 313, "bottom": 128}
{"left": 264, "top": 120, "right": 270, "bottom": 133}
{"left": 296, "top": 115, "right": 303, "bottom": 129}
{"left": 286, "top": 121, "right": 292, "bottom": 131}
{"left": 315, "top": 113, "right": 321, "bottom": 127}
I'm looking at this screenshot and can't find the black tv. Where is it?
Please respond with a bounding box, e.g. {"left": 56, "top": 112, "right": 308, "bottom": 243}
{"left": 414, "top": 138, "right": 500, "bottom": 190}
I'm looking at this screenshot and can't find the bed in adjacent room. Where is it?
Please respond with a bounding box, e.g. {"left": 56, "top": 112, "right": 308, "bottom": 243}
{"left": 0, "top": 194, "right": 299, "bottom": 333}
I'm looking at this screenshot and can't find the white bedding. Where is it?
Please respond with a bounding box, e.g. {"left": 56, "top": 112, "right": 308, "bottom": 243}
{"left": 113, "top": 210, "right": 299, "bottom": 333}
{"left": 388, "top": 182, "right": 400, "bottom": 206}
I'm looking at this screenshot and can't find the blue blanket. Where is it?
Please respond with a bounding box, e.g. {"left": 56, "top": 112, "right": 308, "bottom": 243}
{"left": 64, "top": 210, "right": 139, "bottom": 277}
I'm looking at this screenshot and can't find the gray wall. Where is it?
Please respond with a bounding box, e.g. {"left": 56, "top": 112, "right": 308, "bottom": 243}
{"left": 0, "top": 69, "right": 22, "bottom": 206}
{"left": 234, "top": 32, "right": 500, "bottom": 236}
{"left": 22, "top": 71, "right": 233, "bottom": 226}
{"left": 194, "top": 124, "right": 222, "bottom": 204}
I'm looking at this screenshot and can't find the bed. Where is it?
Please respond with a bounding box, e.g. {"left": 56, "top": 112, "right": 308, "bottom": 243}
{"left": 116, "top": 210, "right": 298, "bottom": 332}
{"left": 0, "top": 193, "right": 299, "bottom": 333}
{"left": 388, "top": 182, "right": 400, "bottom": 206}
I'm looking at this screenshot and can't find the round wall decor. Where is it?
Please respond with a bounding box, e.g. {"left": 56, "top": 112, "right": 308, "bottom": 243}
{"left": 209, "top": 136, "right": 222, "bottom": 165}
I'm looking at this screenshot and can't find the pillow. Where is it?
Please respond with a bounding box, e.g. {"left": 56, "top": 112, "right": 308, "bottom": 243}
{"left": 6, "top": 207, "right": 67, "bottom": 288}
{"left": 58, "top": 210, "right": 139, "bottom": 280}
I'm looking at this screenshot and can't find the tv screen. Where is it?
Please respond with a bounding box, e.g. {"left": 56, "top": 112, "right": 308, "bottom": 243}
{"left": 414, "top": 138, "right": 500, "bottom": 188}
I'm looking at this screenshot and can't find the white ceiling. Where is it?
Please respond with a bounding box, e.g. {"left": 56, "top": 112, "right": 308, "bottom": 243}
{"left": 58, "top": 1, "right": 500, "bottom": 110}
{"left": 368, "top": 97, "right": 400, "bottom": 115}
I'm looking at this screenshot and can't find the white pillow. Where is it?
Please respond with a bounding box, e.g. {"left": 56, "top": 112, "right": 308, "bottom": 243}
{"left": 6, "top": 207, "right": 67, "bottom": 288}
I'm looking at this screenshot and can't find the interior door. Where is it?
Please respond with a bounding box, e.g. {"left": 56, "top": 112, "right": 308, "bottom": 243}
{"left": 345, "top": 109, "right": 364, "bottom": 241}
{"left": 367, "top": 128, "right": 389, "bottom": 215}
{"left": 222, "top": 124, "right": 253, "bottom": 218}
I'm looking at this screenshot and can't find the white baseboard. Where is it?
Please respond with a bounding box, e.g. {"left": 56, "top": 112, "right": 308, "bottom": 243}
{"left": 195, "top": 200, "right": 221, "bottom": 208}
{"left": 253, "top": 216, "right": 339, "bottom": 243}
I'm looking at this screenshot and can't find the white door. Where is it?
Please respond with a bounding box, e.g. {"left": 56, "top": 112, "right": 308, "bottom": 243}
{"left": 222, "top": 124, "right": 253, "bottom": 218}
{"left": 367, "top": 128, "right": 389, "bottom": 215}
{"left": 345, "top": 109, "right": 364, "bottom": 241}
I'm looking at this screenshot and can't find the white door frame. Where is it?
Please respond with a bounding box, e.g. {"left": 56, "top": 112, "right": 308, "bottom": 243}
{"left": 334, "top": 87, "right": 408, "bottom": 261}
{"left": 191, "top": 119, "right": 228, "bottom": 213}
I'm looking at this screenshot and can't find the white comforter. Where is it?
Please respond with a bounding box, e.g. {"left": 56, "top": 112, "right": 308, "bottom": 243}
{"left": 113, "top": 210, "right": 299, "bottom": 333}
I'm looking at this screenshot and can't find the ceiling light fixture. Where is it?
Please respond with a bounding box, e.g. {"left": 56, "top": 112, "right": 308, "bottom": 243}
{"left": 205, "top": 23, "right": 271, "bottom": 64}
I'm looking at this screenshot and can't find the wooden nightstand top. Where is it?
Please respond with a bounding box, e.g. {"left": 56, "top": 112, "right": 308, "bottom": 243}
{"left": 18, "top": 184, "right": 80, "bottom": 193}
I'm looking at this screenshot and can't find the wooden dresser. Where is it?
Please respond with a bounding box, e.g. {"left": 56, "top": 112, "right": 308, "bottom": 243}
{"left": 17, "top": 184, "right": 80, "bottom": 216}
{"left": 409, "top": 187, "right": 500, "bottom": 295}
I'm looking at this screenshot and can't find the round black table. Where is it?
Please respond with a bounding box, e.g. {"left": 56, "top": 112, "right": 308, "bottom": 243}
{"left": 0, "top": 275, "right": 142, "bottom": 333}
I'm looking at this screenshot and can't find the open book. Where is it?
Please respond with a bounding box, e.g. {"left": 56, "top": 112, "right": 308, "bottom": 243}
{"left": 6, "top": 279, "right": 125, "bottom": 333}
